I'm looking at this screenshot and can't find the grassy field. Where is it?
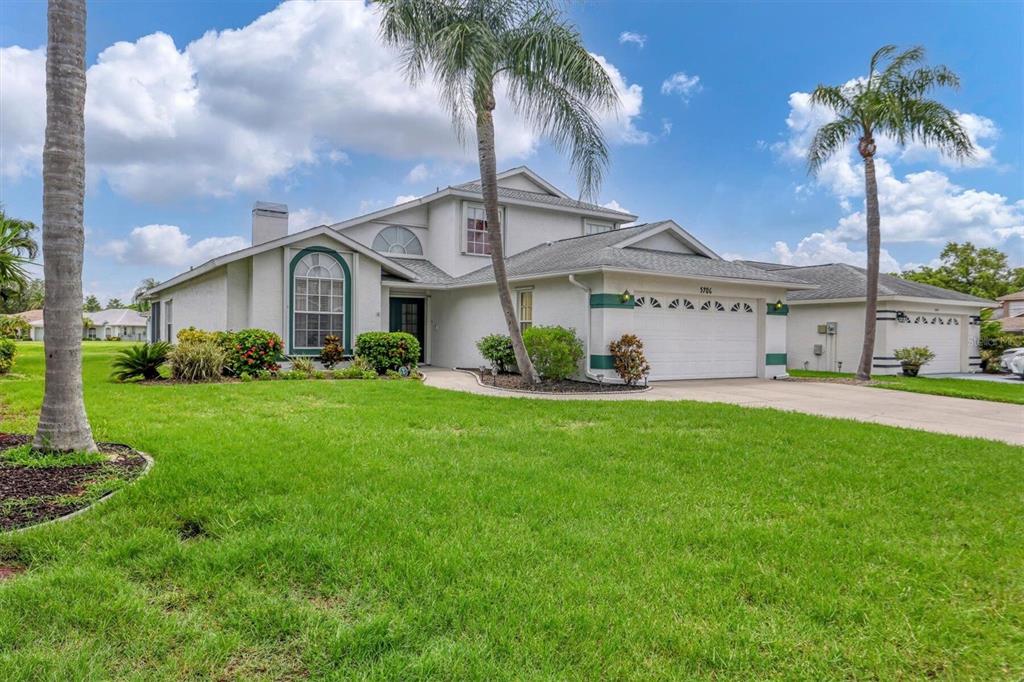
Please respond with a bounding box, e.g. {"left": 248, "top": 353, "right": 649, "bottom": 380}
{"left": 788, "top": 368, "right": 1024, "bottom": 405}
{"left": 1, "top": 342, "right": 1022, "bottom": 679}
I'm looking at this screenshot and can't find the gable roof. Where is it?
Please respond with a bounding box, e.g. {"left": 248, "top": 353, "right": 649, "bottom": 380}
{"left": 742, "top": 262, "right": 993, "bottom": 304}
{"left": 997, "top": 289, "right": 1024, "bottom": 302}
{"left": 144, "top": 224, "right": 417, "bottom": 297}
{"left": 452, "top": 223, "right": 815, "bottom": 288}
{"left": 9, "top": 309, "right": 43, "bottom": 323}
{"left": 88, "top": 308, "right": 148, "bottom": 326}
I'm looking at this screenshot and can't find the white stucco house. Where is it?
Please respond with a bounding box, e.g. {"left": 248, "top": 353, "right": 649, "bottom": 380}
{"left": 17, "top": 308, "right": 148, "bottom": 342}
{"left": 743, "top": 262, "right": 990, "bottom": 374}
{"left": 144, "top": 167, "right": 817, "bottom": 381}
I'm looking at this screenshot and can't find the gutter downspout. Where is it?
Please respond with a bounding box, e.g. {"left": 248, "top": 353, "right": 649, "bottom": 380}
{"left": 568, "top": 275, "right": 603, "bottom": 382}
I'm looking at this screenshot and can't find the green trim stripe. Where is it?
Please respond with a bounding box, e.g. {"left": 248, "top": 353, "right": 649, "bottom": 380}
{"left": 590, "top": 354, "right": 616, "bottom": 370}
{"left": 766, "top": 303, "right": 789, "bottom": 316}
{"left": 288, "top": 246, "right": 353, "bottom": 356}
{"left": 590, "top": 293, "right": 635, "bottom": 309}
{"left": 765, "top": 353, "right": 787, "bottom": 366}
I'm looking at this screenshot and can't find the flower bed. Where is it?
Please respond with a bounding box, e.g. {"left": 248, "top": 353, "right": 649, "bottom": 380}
{"left": 462, "top": 369, "right": 648, "bottom": 394}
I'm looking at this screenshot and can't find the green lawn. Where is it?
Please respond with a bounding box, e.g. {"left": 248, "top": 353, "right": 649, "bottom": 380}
{"left": 788, "top": 368, "right": 1024, "bottom": 405}
{"left": 1, "top": 342, "right": 1022, "bottom": 679}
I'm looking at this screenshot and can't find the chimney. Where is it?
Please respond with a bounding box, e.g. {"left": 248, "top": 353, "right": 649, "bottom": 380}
{"left": 252, "top": 201, "right": 288, "bottom": 245}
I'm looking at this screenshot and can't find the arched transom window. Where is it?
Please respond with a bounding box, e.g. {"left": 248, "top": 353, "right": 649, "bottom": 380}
{"left": 293, "top": 251, "right": 345, "bottom": 350}
{"left": 372, "top": 226, "right": 423, "bottom": 256}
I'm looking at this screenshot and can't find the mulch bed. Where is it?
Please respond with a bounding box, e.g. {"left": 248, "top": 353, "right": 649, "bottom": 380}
{"left": 0, "top": 433, "right": 148, "bottom": 532}
{"left": 461, "top": 369, "right": 648, "bottom": 394}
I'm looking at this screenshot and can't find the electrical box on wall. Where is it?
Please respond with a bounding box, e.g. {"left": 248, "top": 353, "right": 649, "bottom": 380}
{"left": 826, "top": 321, "right": 838, "bottom": 334}
{"left": 813, "top": 344, "right": 823, "bottom": 356}
{"left": 817, "top": 324, "right": 827, "bottom": 334}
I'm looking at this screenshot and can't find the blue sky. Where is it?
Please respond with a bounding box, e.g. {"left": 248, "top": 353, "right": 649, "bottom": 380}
{"left": 1, "top": 0, "right": 1021, "bottom": 304}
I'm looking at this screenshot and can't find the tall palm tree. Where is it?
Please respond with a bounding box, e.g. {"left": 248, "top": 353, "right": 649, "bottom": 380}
{"left": 132, "top": 276, "right": 160, "bottom": 312}
{"left": 34, "top": 0, "right": 96, "bottom": 452}
{"left": 0, "top": 209, "right": 39, "bottom": 302}
{"left": 807, "top": 45, "right": 974, "bottom": 380}
{"left": 378, "top": 0, "right": 619, "bottom": 383}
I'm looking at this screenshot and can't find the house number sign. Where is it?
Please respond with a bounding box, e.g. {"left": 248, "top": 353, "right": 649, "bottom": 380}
{"left": 699, "top": 286, "right": 713, "bottom": 294}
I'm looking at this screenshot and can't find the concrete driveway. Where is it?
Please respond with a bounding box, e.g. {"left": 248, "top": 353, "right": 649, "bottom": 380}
{"left": 421, "top": 369, "right": 1024, "bottom": 446}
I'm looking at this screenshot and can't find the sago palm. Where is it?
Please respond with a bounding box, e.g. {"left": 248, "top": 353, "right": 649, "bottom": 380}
{"left": 35, "top": 0, "right": 97, "bottom": 452}
{"left": 377, "top": 0, "right": 619, "bottom": 384}
{"left": 807, "top": 45, "right": 974, "bottom": 380}
{"left": 0, "top": 209, "right": 39, "bottom": 301}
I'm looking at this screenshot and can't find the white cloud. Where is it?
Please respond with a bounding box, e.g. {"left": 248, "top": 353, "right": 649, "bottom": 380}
{"left": 405, "top": 163, "right": 430, "bottom": 183}
{"left": 660, "top": 72, "right": 702, "bottom": 102}
{"left": 592, "top": 54, "right": 652, "bottom": 145}
{"left": 771, "top": 232, "right": 902, "bottom": 272}
{"left": 393, "top": 194, "right": 419, "bottom": 205}
{"left": 290, "top": 208, "right": 339, "bottom": 231}
{"left": 772, "top": 87, "right": 1023, "bottom": 255}
{"left": 1, "top": 2, "right": 650, "bottom": 200}
{"left": 100, "top": 224, "right": 247, "bottom": 267}
{"left": 618, "top": 31, "right": 647, "bottom": 48}
{"left": 601, "top": 199, "right": 630, "bottom": 213}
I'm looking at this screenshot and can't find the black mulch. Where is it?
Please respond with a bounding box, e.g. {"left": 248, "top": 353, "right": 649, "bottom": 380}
{"left": 0, "top": 433, "right": 147, "bottom": 532}
{"left": 461, "top": 369, "right": 648, "bottom": 393}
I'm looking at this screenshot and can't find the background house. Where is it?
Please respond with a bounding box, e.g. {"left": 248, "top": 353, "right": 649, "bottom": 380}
{"left": 21, "top": 308, "right": 148, "bottom": 341}
{"left": 990, "top": 290, "right": 1024, "bottom": 335}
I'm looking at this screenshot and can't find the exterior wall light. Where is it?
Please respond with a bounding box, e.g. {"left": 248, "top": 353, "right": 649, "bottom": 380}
{"left": 773, "top": 299, "right": 784, "bottom": 310}
{"left": 896, "top": 311, "right": 910, "bottom": 323}
{"left": 621, "top": 290, "right": 633, "bottom": 304}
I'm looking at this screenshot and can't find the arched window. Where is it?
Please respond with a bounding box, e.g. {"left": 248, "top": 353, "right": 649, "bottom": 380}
{"left": 292, "top": 251, "right": 346, "bottom": 350}
{"left": 372, "top": 226, "right": 423, "bottom": 256}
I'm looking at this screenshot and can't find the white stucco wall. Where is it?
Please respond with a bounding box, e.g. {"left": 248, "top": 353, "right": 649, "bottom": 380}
{"left": 156, "top": 269, "right": 229, "bottom": 341}
{"left": 226, "top": 259, "right": 251, "bottom": 330}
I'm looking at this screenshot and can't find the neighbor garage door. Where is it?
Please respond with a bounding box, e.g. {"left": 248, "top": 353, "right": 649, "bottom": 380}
{"left": 898, "top": 313, "right": 962, "bottom": 374}
{"left": 634, "top": 293, "right": 758, "bottom": 380}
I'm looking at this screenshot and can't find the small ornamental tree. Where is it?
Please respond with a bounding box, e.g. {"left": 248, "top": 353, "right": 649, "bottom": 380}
{"left": 320, "top": 335, "right": 345, "bottom": 369}
{"left": 608, "top": 334, "right": 650, "bottom": 385}
{"left": 476, "top": 333, "right": 516, "bottom": 373}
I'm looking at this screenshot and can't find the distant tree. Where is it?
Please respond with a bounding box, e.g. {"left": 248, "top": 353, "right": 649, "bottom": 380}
{"left": 899, "top": 242, "right": 1024, "bottom": 301}
{"left": 106, "top": 297, "right": 124, "bottom": 309}
{"left": 378, "top": 0, "right": 619, "bottom": 384}
{"left": 132, "top": 277, "right": 160, "bottom": 312}
{"left": 0, "top": 278, "right": 44, "bottom": 314}
{"left": 806, "top": 45, "right": 974, "bottom": 380}
{"left": 0, "top": 208, "right": 39, "bottom": 305}
{"left": 83, "top": 294, "right": 101, "bottom": 312}
{"left": 35, "top": 0, "right": 96, "bottom": 452}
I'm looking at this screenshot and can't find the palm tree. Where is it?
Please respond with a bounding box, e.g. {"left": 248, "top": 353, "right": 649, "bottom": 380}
{"left": 34, "top": 0, "right": 96, "bottom": 452}
{"left": 378, "top": 0, "right": 618, "bottom": 383}
{"left": 807, "top": 46, "right": 974, "bottom": 380}
{"left": 0, "top": 209, "right": 39, "bottom": 302}
{"left": 132, "top": 277, "right": 160, "bottom": 312}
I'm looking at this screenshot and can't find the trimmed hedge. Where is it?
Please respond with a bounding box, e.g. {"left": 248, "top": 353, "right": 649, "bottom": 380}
{"left": 523, "top": 325, "right": 584, "bottom": 381}
{"left": 354, "top": 331, "right": 420, "bottom": 374}
{"left": 476, "top": 333, "right": 516, "bottom": 373}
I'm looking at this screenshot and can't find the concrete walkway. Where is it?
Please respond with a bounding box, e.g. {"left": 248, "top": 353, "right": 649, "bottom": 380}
{"left": 421, "top": 368, "right": 1024, "bottom": 446}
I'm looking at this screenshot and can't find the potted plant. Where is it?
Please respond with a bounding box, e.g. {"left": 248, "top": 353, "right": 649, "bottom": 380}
{"left": 893, "top": 346, "right": 935, "bottom": 377}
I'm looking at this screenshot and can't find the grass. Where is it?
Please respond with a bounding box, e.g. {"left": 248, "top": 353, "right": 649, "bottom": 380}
{"left": 0, "top": 341, "right": 1022, "bottom": 679}
{"left": 788, "top": 368, "right": 1024, "bottom": 405}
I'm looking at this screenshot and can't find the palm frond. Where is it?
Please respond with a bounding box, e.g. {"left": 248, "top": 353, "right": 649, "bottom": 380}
{"left": 806, "top": 117, "right": 859, "bottom": 175}
{"left": 809, "top": 85, "right": 852, "bottom": 116}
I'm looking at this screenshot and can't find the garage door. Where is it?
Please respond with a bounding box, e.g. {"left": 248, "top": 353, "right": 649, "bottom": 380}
{"left": 634, "top": 294, "right": 758, "bottom": 380}
{"left": 898, "top": 313, "right": 962, "bottom": 374}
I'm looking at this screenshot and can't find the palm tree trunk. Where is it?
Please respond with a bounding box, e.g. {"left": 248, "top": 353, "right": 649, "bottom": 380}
{"left": 34, "top": 0, "right": 96, "bottom": 452}
{"left": 475, "top": 92, "right": 540, "bottom": 384}
{"left": 856, "top": 140, "right": 881, "bottom": 382}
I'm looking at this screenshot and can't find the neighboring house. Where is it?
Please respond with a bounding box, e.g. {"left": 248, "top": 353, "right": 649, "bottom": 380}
{"left": 743, "top": 262, "right": 990, "bottom": 375}
{"left": 23, "top": 308, "right": 148, "bottom": 341}
{"left": 989, "top": 290, "right": 1024, "bottom": 334}
{"left": 144, "top": 167, "right": 815, "bottom": 381}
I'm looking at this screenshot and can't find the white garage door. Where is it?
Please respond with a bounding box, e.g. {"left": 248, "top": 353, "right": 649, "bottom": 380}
{"left": 634, "top": 294, "right": 758, "bottom": 380}
{"left": 898, "top": 313, "right": 962, "bottom": 374}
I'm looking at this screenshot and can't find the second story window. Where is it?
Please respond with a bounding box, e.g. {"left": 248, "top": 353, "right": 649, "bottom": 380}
{"left": 464, "top": 203, "right": 504, "bottom": 256}
{"left": 584, "top": 221, "right": 613, "bottom": 235}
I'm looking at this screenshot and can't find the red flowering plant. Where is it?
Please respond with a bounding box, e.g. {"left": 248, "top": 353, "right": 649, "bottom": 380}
{"left": 222, "top": 328, "right": 284, "bottom": 376}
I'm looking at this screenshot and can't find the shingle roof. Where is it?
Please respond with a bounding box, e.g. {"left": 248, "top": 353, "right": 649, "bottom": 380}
{"left": 997, "top": 289, "right": 1024, "bottom": 302}
{"left": 88, "top": 308, "right": 149, "bottom": 326}
{"left": 451, "top": 182, "right": 633, "bottom": 218}
{"left": 452, "top": 223, "right": 813, "bottom": 287}
{"left": 998, "top": 314, "right": 1024, "bottom": 333}
{"left": 744, "top": 262, "right": 992, "bottom": 304}
{"left": 385, "top": 258, "right": 457, "bottom": 285}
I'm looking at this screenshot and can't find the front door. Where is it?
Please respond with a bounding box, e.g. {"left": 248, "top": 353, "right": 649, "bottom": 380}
{"left": 389, "top": 297, "right": 425, "bottom": 362}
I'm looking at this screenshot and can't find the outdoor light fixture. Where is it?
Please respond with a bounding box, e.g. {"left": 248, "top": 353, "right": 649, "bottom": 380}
{"left": 621, "top": 289, "right": 633, "bottom": 303}
{"left": 773, "top": 299, "right": 784, "bottom": 310}
{"left": 896, "top": 311, "right": 910, "bottom": 323}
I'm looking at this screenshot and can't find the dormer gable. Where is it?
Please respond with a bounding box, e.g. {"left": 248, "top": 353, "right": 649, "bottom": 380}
{"left": 493, "top": 166, "right": 569, "bottom": 198}
{"left": 614, "top": 220, "right": 719, "bottom": 259}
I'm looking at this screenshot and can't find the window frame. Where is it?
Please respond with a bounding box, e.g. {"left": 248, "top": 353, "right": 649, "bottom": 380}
{"left": 288, "top": 247, "right": 353, "bottom": 355}
{"left": 372, "top": 225, "right": 424, "bottom": 257}
{"left": 583, "top": 220, "right": 613, "bottom": 235}
{"left": 517, "top": 289, "right": 533, "bottom": 332}
{"left": 164, "top": 299, "right": 173, "bottom": 343}
{"left": 462, "top": 202, "right": 506, "bottom": 257}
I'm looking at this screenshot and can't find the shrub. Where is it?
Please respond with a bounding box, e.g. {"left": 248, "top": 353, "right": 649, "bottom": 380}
{"left": 111, "top": 342, "right": 171, "bottom": 381}
{"left": 0, "top": 316, "right": 30, "bottom": 340}
{"left": 893, "top": 346, "right": 936, "bottom": 366}
{"left": 168, "top": 341, "right": 227, "bottom": 382}
{"left": 476, "top": 333, "right": 517, "bottom": 373}
{"left": 354, "top": 331, "right": 420, "bottom": 374}
{"left": 290, "top": 357, "right": 315, "bottom": 375}
{"left": 0, "top": 338, "right": 16, "bottom": 374}
{"left": 176, "top": 326, "right": 216, "bottom": 345}
{"left": 223, "top": 328, "right": 283, "bottom": 376}
{"left": 523, "top": 325, "right": 584, "bottom": 381}
{"left": 331, "top": 366, "right": 377, "bottom": 380}
{"left": 608, "top": 334, "right": 651, "bottom": 385}
{"left": 312, "top": 370, "right": 326, "bottom": 380}
{"left": 320, "top": 335, "right": 345, "bottom": 369}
